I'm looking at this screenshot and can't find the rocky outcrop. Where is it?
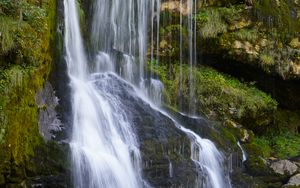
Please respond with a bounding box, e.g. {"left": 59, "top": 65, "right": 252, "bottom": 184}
{"left": 270, "top": 160, "right": 299, "bottom": 176}
{"left": 158, "top": 0, "right": 300, "bottom": 109}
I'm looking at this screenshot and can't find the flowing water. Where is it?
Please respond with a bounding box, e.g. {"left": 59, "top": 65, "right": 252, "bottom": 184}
{"left": 237, "top": 141, "right": 247, "bottom": 163}
{"left": 64, "top": 0, "right": 232, "bottom": 187}
{"left": 64, "top": 0, "right": 144, "bottom": 187}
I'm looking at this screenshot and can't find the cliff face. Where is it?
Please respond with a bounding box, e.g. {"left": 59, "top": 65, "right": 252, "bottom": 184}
{"left": 159, "top": 0, "right": 300, "bottom": 109}
{"left": 0, "top": 1, "right": 69, "bottom": 186}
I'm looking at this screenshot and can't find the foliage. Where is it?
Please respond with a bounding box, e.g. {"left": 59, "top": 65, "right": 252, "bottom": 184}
{"left": 0, "top": 0, "right": 57, "bottom": 181}
{"left": 234, "top": 29, "right": 259, "bottom": 43}
{"left": 0, "top": 16, "right": 18, "bottom": 54}
{"left": 247, "top": 133, "right": 300, "bottom": 159}
{"left": 196, "top": 9, "right": 227, "bottom": 38}
{"left": 270, "top": 134, "right": 300, "bottom": 158}
{"left": 260, "top": 53, "right": 275, "bottom": 72}
{"left": 249, "top": 137, "right": 272, "bottom": 157}
{"left": 149, "top": 62, "right": 278, "bottom": 132}
{"left": 254, "top": 0, "right": 300, "bottom": 35}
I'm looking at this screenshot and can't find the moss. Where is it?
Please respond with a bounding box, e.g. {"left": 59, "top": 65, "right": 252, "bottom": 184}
{"left": 270, "top": 134, "right": 300, "bottom": 159}
{"left": 254, "top": 0, "right": 300, "bottom": 34}
{"left": 0, "top": 0, "right": 58, "bottom": 183}
{"left": 149, "top": 62, "right": 278, "bottom": 133}
{"left": 0, "top": 16, "right": 18, "bottom": 55}
{"left": 196, "top": 8, "right": 227, "bottom": 38}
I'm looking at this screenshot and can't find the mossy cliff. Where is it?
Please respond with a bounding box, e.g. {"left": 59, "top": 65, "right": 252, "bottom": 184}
{"left": 159, "top": 0, "right": 300, "bottom": 109}
{"left": 0, "top": 0, "right": 68, "bottom": 186}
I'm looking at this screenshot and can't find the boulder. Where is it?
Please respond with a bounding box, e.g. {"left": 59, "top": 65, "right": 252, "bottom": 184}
{"left": 270, "top": 160, "right": 298, "bottom": 176}
{"left": 283, "top": 173, "right": 300, "bottom": 187}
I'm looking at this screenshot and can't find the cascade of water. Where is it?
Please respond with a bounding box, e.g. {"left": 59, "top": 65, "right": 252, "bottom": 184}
{"left": 134, "top": 90, "right": 233, "bottom": 188}
{"left": 64, "top": 0, "right": 233, "bottom": 187}
{"left": 181, "top": 126, "right": 232, "bottom": 188}
{"left": 64, "top": 0, "right": 145, "bottom": 187}
{"left": 237, "top": 141, "right": 247, "bottom": 163}
{"left": 91, "top": 0, "right": 161, "bottom": 99}
{"left": 149, "top": 78, "right": 164, "bottom": 106}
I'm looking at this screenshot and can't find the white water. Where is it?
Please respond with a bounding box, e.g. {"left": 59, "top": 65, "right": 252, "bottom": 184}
{"left": 134, "top": 88, "right": 232, "bottom": 188}
{"left": 169, "top": 161, "right": 173, "bottom": 178}
{"left": 237, "top": 141, "right": 247, "bottom": 162}
{"left": 64, "top": 0, "right": 144, "bottom": 187}
{"left": 64, "top": 0, "right": 232, "bottom": 187}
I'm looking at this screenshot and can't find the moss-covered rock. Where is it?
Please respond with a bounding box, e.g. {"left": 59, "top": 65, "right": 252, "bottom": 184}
{"left": 0, "top": 0, "right": 69, "bottom": 186}
{"left": 149, "top": 62, "right": 277, "bottom": 133}
{"left": 159, "top": 1, "right": 300, "bottom": 109}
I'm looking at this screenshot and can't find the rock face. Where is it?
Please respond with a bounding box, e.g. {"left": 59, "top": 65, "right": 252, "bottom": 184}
{"left": 93, "top": 73, "right": 199, "bottom": 187}
{"left": 270, "top": 160, "right": 298, "bottom": 176}
{"left": 284, "top": 174, "right": 300, "bottom": 187}
{"left": 158, "top": 0, "right": 300, "bottom": 109}
{"left": 36, "top": 81, "right": 63, "bottom": 141}
{"left": 91, "top": 73, "right": 245, "bottom": 187}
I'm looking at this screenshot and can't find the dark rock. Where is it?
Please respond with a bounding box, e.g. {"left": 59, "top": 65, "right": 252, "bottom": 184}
{"left": 93, "top": 73, "right": 199, "bottom": 187}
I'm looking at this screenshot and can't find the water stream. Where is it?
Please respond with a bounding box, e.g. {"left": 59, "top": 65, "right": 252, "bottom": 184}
{"left": 64, "top": 0, "right": 232, "bottom": 187}
{"left": 64, "top": 0, "right": 145, "bottom": 187}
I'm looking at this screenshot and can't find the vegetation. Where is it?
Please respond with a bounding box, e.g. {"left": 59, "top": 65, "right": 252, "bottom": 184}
{"left": 0, "top": 0, "right": 58, "bottom": 184}
{"left": 149, "top": 61, "right": 277, "bottom": 132}
{"left": 149, "top": 60, "right": 299, "bottom": 160}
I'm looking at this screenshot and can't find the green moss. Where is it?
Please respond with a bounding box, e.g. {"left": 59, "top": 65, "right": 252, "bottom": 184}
{"left": 0, "top": 16, "right": 18, "bottom": 55}
{"left": 254, "top": 0, "right": 300, "bottom": 34}
{"left": 196, "top": 9, "right": 227, "bottom": 38}
{"left": 234, "top": 29, "right": 259, "bottom": 43}
{"left": 270, "top": 134, "right": 300, "bottom": 159}
{"left": 149, "top": 62, "right": 278, "bottom": 132}
{"left": 0, "top": 0, "right": 58, "bottom": 182}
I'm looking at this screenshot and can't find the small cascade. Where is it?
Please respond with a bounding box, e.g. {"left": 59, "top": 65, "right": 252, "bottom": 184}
{"left": 94, "top": 52, "right": 114, "bottom": 72}
{"left": 237, "top": 141, "right": 247, "bottom": 163}
{"left": 91, "top": 0, "right": 161, "bottom": 84}
{"left": 149, "top": 78, "right": 164, "bottom": 106}
{"left": 122, "top": 54, "right": 136, "bottom": 83}
{"left": 169, "top": 161, "right": 173, "bottom": 178}
{"left": 179, "top": 125, "right": 232, "bottom": 188}
{"left": 142, "top": 100, "right": 233, "bottom": 188}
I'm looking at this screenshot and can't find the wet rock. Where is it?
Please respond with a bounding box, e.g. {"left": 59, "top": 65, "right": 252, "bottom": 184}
{"left": 93, "top": 73, "right": 199, "bottom": 187}
{"left": 283, "top": 173, "right": 300, "bottom": 187}
{"left": 270, "top": 160, "right": 298, "bottom": 176}
{"left": 36, "top": 81, "right": 63, "bottom": 141}
{"left": 25, "top": 175, "right": 68, "bottom": 188}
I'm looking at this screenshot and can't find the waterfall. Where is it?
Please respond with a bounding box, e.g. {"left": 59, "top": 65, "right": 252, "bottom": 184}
{"left": 237, "top": 141, "right": 247, "bottom": 163}
{"left": 64, "top": 0, "right": 145, "bottom": 187}
{"left": 64, "top": 0, "right": 232, "bottom": 187}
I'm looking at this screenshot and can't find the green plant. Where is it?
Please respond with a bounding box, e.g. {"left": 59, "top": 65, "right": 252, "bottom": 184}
{"left": 196, "top": 9, "right": 227, "bottom": 38}
{"left": 0, "top": 16, "right": 17, "bottom": 54}
{"left": 234, "top": 29, "right": 259, "bottom": 43}
{"left": 148, "top": 62, "right": 278, "bottom": 132}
